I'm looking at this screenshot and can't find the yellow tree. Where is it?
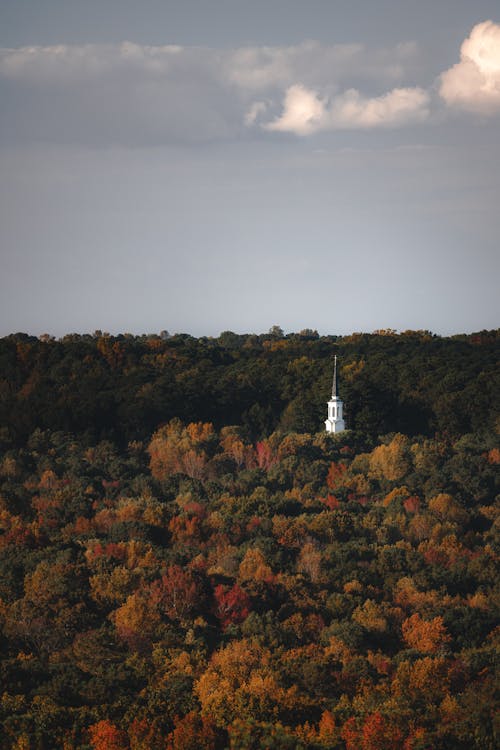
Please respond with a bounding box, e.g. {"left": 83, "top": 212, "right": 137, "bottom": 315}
{"left": 401, "top": 613, "right": 451, "bottom": 653}
{"left": 195, "top": 639, "right": 296, "bottom": 727}
{"left": 238, "top": 548, "right": 274, "bottom": 583}
{"left": 110, "top": 592, "right": 160, "bottom": 650}
{"left": 369, "top": 434, "right": 410, "bottom": 482}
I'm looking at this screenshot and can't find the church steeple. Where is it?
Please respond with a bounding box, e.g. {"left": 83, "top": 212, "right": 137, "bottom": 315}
{"left": 325, "top": 355, "right": 345, "bottom": 433}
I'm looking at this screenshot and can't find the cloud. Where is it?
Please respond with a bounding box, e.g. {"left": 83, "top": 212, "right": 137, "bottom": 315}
{"left": 264, "top": 84, "right": 430, "bottom": 134}
{"left": 258, "top": 20, "right": 500, "bottom": 135}
{"left": 440, "top": 20, "right": 500, "bottom": 113}
{"left": 0, "top": 39, "right": 425, "bottom": 146}
{"left": 330, "top": 87, "right": 430, "bottom": 128}
{"left": 226, "top": 39, "right": 420, "bottom": 91}
{"left": 0, "top": 42, "right": 184, "bottom": 82}
{"left": 264, "top": 85, "right": 326, "bottom": 135}
{"left": 4, "top": 26, "right": 498, "bottom": 145}
{"left": 244, "top": 100, "right": 269, "bottom": 126}
{"left": 0, "top": 39, "right": 419, "bottom": 88}
{"left": 0, "top": 43, "right": 241, "bottom": 145}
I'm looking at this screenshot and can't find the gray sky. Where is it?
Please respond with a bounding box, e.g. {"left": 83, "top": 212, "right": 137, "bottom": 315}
{"left": 1, "top": 1, "right": 499, "bottom": 337}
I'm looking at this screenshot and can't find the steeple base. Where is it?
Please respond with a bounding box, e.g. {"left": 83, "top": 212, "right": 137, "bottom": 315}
{"left": 325, "top": 418, "right": 345, "bottom": 434}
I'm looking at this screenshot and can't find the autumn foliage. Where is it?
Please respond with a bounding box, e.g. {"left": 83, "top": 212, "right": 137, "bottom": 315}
{"left": 0, "top": 328, "right": 498, "bottom": 750}
{"left": 89, "top": 720, "right": 128, "bottom": 750}
{"left": 213, "top": 583, "right": 251, "bottom": 629}
{"left": 402, "top": 613, "right": 451, "bottom": 653}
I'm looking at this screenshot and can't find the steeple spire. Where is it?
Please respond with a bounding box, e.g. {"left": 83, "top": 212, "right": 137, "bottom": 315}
{"left": 331, "top": 355, "right": 338, "bottom": 399}
{"left": 325, "top": 354, "right": 345, "bottom": 433}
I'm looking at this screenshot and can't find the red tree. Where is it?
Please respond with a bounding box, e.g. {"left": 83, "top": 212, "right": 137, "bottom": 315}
{"left": 165, "top": 712, "right": 218, "bottom": 750}
{"left": 362, "top": 712, "right": 402, "bottom": 750}
{"left": 327, "top": 462, "right": 347, "bottom": 491}
{"left": 342, "top": 713, "right": 402, "bottom": 750}
{"left": 214, "top": 584, "right": 251, "bottom": 629}
{"left": 149, "top": 565, "right": 199, "bottom": 623}
{"left": 89, "top": 720, "right": 129, "bottom": 750}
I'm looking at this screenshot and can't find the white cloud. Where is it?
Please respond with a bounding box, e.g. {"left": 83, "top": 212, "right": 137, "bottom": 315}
{"left": 9, "top": 31, "right": 500, "bottom": 144}
{"left": 264, "top": 84, "right": 430, "bottom": 134}
{"left": 329, "top": 86, "right": 430, "bottom": 128}
{"left": 0, "top": 39, "right": 426, "bottom": 145}
{"left": 264, "top": 85, "right": 326, "bottom": 135}
{"left": 440, "top": 20, "right": 500, "bottom": 113}
{"left": 4, "top": 25, "right": 500, "bottom": 147}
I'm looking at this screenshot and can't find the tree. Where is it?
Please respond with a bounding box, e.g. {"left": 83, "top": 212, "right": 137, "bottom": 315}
{"left": 89, "top": 720, "right": 129, "bottom": 750}
{"left": 149, "top": 565, "right": 199, "bottom": 624}
{"left": 361, "top": 712, "right": 403, "bottom": 750}
{"left": 214, "top": 584, "right": 251, "bottom": 629}
{"left": 369, "top": 434, "right": 410, "bottom": 482}
{"left": 297, "top": 542, "right": 322, "bottom": 583}
{"left": 238, "top": 548, "right": 274, "bottom": 583}
{"left": 342, "top": 713, "right": 402, "bottom": 750}
{"left": 352, "top": 599, "right": 388, "bottom": 634}
{"left": 228, "top": 718, "right": 302, "bottom": 749}
{"left": 268, "top": 326, "right": 284, "bottom": 339}
{"left": 326, "top": 461, "right": 348, "bottom": 491}
{"left": 195, "top": 639, "right": 280, "bottom": 726}
{"left": 128, "top": 718, "right": 164, "bottom": 750}
{"left": 401, "top": 613, "right": 451, "bottom": 653}
{"left": 111, "top": 592, "right": 161, "bottom": 651}
{"left": 165, "top": 712, "right": 219, "bottom": 750}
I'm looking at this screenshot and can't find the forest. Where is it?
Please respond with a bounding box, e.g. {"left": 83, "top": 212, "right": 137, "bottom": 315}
{"left": 0, "top": 328, "right": 498, "bottom": 749}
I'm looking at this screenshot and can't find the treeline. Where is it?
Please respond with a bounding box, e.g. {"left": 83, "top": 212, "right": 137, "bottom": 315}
{"left": 0, "top": 422, "right": 498, "bottom": 748}
{"left": 0, "top": 328, "right": 498, "bottom": 446}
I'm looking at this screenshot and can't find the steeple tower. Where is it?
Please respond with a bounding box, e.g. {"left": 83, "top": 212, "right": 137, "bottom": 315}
{"left": 325, "top": 355, "right": 345, "bottom": 433}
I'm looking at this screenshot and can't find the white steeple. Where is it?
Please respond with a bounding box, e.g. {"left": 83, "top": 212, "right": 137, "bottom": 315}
{"left": 325, "top": 355, "right": 345, "bottom": 433}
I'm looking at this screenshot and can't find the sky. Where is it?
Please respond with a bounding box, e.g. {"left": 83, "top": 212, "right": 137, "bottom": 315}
{"left": 1, "top": 0, "right": 499, "bottom": 337}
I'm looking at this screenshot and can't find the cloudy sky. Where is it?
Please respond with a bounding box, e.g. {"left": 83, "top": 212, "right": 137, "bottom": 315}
{"left": 1, "top": 1, "right": 499, "bottom": 337}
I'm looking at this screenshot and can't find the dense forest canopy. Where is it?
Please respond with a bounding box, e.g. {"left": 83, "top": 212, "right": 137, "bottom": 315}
{"left": 1, "top": 328, "right": 498, "bottom": 446}
{"left": 0, "top": 329, "right": 498, "bottom": 749}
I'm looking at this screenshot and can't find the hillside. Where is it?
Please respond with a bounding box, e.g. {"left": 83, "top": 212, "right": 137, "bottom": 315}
{"left": 0, "top": 329, "right": 498, "bottom": 749}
